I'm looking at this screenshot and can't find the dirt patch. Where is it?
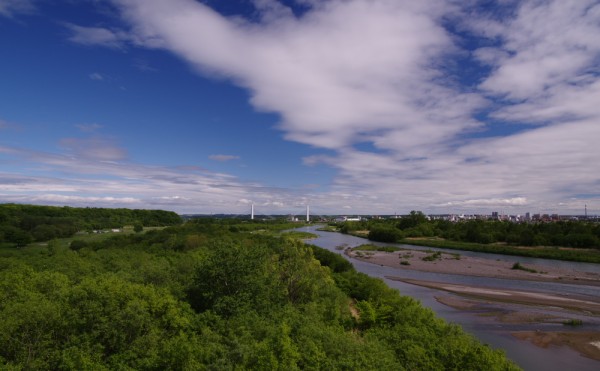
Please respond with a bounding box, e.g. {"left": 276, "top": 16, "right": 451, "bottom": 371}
{"left": 349, "top": 300, "right": 360, "bottom": 320}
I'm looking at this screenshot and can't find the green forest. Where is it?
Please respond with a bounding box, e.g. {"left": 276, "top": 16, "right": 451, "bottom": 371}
{"left": 0, "top": 205, "right": 518, "bottom": 370}
{"left": 0, "top": 204, "right": 182, "bottom": 247}
{"left": 337, "top": 211, "right": 600, "bottom": 263}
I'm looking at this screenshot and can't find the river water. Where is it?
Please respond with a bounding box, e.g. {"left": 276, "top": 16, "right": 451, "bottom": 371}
{"left": 299, "top": 225, "right": 600, "bottom": 371}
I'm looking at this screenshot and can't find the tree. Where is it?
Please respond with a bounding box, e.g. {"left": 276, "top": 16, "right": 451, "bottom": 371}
{"left": 133, "top": 222, "right": 144, "bottom": 233}
{"left": 398, "top": 210, "right": 427, "bottom": 230}
{"left": 2, "top": 226, "right": 33, "bottom": 247}
{"left": 368, "top": 226, "right": 402, "bottom": 242}
{"left": 186, "top": 238, "right": 277, "bottom": 315}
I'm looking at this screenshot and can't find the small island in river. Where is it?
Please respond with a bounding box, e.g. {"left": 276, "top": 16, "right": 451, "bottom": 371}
{"left": 346, "top": 246, "right": 600, "bottom": 285}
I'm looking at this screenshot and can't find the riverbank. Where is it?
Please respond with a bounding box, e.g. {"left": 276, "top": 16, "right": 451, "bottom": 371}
{"left": 346, "top": 247, "right": 600, "bottom": 286}
{"left": 398, "top": 237, "right": 600, "bottom": 263}
{"left": 387, "top": 278, "right": 600, "bottom": 361}
{"left": 341, "top": 229, "right": 600, "bottom": 263}
{"left": 347, "top": 244, "right": 600, "bottom": 362}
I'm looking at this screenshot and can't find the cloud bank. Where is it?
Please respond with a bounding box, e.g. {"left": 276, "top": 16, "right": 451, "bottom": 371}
{"left": 0, "top": 143, "right": 298, "bottom": 214}
{"left": 3, "top": 0, "right": 599, "bottom": 214}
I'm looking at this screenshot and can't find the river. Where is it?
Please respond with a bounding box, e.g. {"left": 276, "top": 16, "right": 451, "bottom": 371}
{"left": 299, "top": 225, "right": 600, "bottom": 371}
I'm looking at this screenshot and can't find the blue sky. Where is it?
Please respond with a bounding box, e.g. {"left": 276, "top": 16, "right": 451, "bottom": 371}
{"left": 1, "top": 0, "right": 599, "bottom": 215}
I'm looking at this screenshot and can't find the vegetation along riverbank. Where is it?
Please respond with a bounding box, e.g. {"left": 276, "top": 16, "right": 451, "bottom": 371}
{"left": 332, "top": 210, "right": 600, "bottom": 263}
{"left": 0, "top": 204, "right": 518, "bottom": 370}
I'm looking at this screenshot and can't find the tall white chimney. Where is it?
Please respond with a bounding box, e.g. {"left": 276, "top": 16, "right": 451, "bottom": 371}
{"left": 306, "top": 205, "right": 310, "bottom": 222}
{"left": 251, "top": 203, "right": 254, "bottom": 220}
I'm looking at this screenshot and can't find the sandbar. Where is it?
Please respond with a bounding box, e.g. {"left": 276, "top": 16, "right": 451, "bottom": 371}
{"left": 346, "top": 247, "right": 600, "bottom": 285}
{"left": 387, "top": 277, "right": 600, "bottom": 362}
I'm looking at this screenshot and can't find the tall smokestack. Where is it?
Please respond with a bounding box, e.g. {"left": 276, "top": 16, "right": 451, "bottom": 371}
{"left": 306, "top": 205, "right": 310, "bottom": 222}
{"left": 251, "top": 204, "right": 254, "bottom": 220}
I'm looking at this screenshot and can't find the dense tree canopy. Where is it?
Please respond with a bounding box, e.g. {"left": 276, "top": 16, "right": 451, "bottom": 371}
{"left": 0, "top": 204, "right": 182, "bottom": 247}
{"left": 0, "top": 216, "right": 518, "bottom": 370}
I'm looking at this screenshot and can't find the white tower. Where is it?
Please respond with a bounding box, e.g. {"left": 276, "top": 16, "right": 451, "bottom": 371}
{"left": 251, "top": 204, "right": 254, "bottom": 220}
{"left": 306, "top": 205, "right": 310, "bottom": 222}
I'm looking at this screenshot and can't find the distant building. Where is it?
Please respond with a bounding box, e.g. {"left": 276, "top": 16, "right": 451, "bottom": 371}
{"left": 336, "top": 216, "right": 362, "bottom": 222}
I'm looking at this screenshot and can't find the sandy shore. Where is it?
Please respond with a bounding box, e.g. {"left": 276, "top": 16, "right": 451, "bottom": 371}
{"left": 346, "top": 247, "right": 600, "bottom": 285}
{"left": 346, "top": 247, "right": 600, "bottom": 362}
{"left": 388, "top": 277, "right": 600, "bottom": 361}
{"left": 391, "top": 278, "right": 600, "bottom": 315}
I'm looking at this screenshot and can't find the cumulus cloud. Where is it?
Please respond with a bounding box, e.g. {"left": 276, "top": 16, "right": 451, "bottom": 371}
{"left": 110, "top": 0, "right": 477, "bottom": 151}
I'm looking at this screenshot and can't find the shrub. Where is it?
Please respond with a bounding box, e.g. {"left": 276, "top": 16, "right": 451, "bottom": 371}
{"left": 511, "top": 262, "right": 537, "bottom": 273}
{"left": 69, "top": 239, "right": 88, "bottom": 251}
{"left": 368, "top": 226, "right": 402, "bottom": 243}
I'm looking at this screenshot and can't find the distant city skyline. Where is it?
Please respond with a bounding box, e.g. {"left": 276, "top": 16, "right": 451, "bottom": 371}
{"left": 1, "top": 1, "right": 599, "bottom": 215}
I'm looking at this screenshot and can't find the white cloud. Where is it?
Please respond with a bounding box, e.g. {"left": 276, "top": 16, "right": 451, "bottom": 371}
{"left": 209, "top": 154, "right": 240, "bottom": 162}
{"left": 471, "top": 1, "right": 600, "bottom": 120}
{"left": 89, "top": 72, "right": 105, "bottom": 81}
{"left": 75, "top": 123, "right": 103, "bottom": 133}
{"left": 110, "top": 0, "right": 474, "bottom": 152}
{"left": 65, "top": 23, "right": 129, "bottom": 49}
{"left": 0, "top": 0, "right": 36, "bottom": 18}
{"left": 440, "top": 197, "right": 528, "bottom": 207}
{"left": 5, "top": 0, "right": 598, "bottom": 214}
{"left": 95, "top": 0, "right": 600, "bottom": 214}
{"left": 59, "top": 137, "right": 128, "bottom": 161}
{"left": 0, "top": 143, "right": 316, "bottom": 214}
